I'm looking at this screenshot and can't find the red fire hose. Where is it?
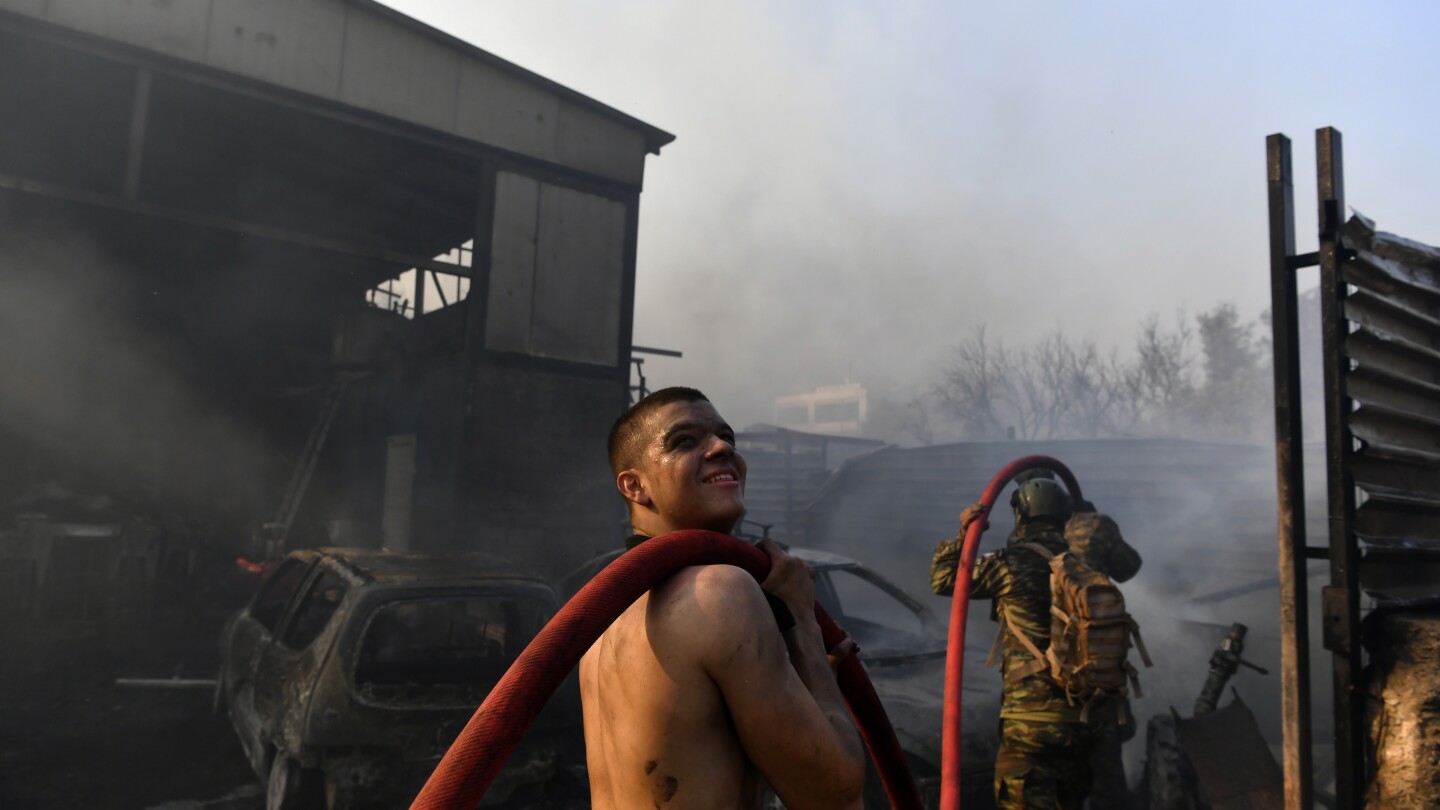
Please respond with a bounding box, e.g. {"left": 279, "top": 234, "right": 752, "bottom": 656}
{"left": 409, "top": 529, "right": 924, "bottom": 810}
{"left": 939, "top": 455, "right": 1083, "bottom": 810}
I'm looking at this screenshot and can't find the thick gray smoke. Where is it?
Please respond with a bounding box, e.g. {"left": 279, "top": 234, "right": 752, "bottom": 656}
{"left": 0, "top": 217, "right": 276, "bottom": 519}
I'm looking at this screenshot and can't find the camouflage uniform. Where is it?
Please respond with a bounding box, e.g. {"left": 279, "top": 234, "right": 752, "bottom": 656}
{"left": 932, "top": 521, "right": 1094, "bottom": 810}
{"left": 1066, "top": 510, "right": 1142, "bottom": 810}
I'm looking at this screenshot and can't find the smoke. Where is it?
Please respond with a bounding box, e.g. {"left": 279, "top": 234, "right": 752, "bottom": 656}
{"left": 0, "top": 211, "right": 277, "bottom": 520}
{"left": 383, "top": 0, "right": 1440, "bottom": 433}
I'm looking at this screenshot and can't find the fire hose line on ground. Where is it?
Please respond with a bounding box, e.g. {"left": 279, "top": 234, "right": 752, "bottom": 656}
{"left": 408, "top": 528, "right": 925, "bottom": 810}
{"left": 939, "top": 455, "right": 1083, "bottom": 810}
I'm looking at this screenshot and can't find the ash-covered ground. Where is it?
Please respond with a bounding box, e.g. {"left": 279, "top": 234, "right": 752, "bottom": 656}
{"left": 0, "top": 593, "right": 261, "bottom": 809}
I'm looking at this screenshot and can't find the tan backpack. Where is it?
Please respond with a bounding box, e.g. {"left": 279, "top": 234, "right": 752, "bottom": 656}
{"left": 989, "top": 542, "right": 1152, "bottom": 719}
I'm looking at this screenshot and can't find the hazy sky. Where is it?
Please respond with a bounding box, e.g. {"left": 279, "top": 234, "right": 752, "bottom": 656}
{"left": 388, "top": 0, "right": 1440, "bottom": 427}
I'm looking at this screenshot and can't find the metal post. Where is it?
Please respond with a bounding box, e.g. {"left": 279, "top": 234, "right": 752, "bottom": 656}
{"left": 458, "top": 160, "right": 497, "bottom": 544}
{"left": 412, "top": 266, "right": 427, "bottom": 318}
{"left": 122, "top": 68, "right": 152, "bottom": 198}
{"left": 1315, "top": 126, "right": 1363, "bottom": 809}
{"left": 1267, "top": 133, "right": 1314, "bottom": 810}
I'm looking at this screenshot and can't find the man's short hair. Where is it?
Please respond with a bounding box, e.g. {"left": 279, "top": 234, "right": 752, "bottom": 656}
{"left": 608, "top": 387, "right": 711, "bottom": 476}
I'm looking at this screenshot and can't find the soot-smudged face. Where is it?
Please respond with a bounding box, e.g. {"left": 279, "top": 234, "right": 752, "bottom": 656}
{"left": 620, "top": 399, "right": 746, "bottom": 535}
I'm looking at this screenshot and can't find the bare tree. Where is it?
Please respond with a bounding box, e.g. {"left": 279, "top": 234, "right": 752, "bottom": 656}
{"left": 1132, "top": 312, "right": 1196, "bottom": 436}
{"left": 932, "top": 303, "right": 1272, "bottom": 443}
{"left": 1192, "top": 303, "right": 1270, "bottom": 442}
{"left": 934, "top": 326, "right": 1010, "bottom": 439}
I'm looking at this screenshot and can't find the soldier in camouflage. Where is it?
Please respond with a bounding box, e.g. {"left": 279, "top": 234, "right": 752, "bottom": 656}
{"left": 1066, "top": 501, "right": 1142, "bottom": 810}
{"left": 931, "top": 473, "right": 1093, "bottom": 810}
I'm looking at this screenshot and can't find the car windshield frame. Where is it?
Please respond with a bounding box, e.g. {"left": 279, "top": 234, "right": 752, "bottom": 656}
{"left": 344, "top": 582, "right": 557, "bottom": 708}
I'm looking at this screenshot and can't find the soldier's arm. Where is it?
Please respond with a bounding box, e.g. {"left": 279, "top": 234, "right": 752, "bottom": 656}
{"left": 930, "top": 538, "right": 961, "bottom": 596}
{"left": 930, "top": 541, "right": 1002, "bottom": 600}
{"left": 930, "top": 503, "right": 992, "bottom": 597}
{"left": 969, "top": 552, "right": 1004, "bottom": 600}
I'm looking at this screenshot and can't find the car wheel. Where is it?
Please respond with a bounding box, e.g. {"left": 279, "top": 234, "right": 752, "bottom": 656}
{"left": 267, "top": 754, "right": 327, "bottom": 810}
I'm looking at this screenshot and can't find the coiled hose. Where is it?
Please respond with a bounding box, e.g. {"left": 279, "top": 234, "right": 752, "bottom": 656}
{"left": 409, "top": 529, "right": 923, "bottom": 810}
{"left": 939, "top": 455, "right": 1082, "bottom": 810}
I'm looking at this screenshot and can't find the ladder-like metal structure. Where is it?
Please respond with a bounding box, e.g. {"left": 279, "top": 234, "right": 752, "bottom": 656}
{"left": 271, "top": 377, "right": 350, "bottom": 553}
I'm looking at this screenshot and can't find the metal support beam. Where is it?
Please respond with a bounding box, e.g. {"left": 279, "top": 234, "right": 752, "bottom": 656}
{"left": 632, "top": 345, "right": 683, "bottom": 358}
{"left": 122, "top": 68, "right": 151, "bottom": 198}
{"left": 1315, "top": 126, "right": 1364, "bottom": 809}
{"left": 0, "top": 171, "right": 471, "bottom": 278}
{"left": 1266, "top": 132, "right": 1314, "bottom": 810}
{"left": 458, "top": 158, "right": 498, "bottom": 544}
{"left": 412, "top": 262, "right": 427, "bottom": 317}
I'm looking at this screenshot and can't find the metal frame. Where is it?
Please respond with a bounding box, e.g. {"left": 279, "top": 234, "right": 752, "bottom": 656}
{"left": 1266, "top": 127, "right": 1365, "bottom": 810}
{"left": 1314, "top": 128, "right": 1364, "bottom": 810}
{"left": 1265, "top": 133, "right": 1314, "bottom": 810}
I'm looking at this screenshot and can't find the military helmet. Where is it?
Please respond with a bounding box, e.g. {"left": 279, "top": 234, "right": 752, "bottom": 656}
{"left": 1010, "top": 477, "right": 1072, "bottom": 524}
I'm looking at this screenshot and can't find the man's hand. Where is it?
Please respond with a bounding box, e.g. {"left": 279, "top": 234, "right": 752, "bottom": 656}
{"left": 827, "top": 635, "right": 859, "bottom": 672}
{"left": 757, "top": 538, "right": 815, "bottom": 620}
{"left": 958, "top": 502, "right": 990, "bottom": 536}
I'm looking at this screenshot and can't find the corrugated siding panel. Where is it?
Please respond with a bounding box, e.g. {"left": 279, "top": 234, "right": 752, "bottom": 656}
{"left": 1341, "top": 216, "right": 1440, "bottom": 551}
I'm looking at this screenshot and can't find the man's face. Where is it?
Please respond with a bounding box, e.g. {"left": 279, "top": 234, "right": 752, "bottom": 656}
{"left": 620, "top": 400, "right": 747, "bottom": 535}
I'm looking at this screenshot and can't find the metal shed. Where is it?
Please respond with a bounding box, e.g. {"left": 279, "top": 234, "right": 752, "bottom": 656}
{"left": 0, "top": 0, "right": 673, "bottom": 567}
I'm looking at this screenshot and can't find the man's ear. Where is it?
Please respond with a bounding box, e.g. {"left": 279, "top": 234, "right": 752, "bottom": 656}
{"left": 616, "top": 470, "right": 651, "bottom": 507}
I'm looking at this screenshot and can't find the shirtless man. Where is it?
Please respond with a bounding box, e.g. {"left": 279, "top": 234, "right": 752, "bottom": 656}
{"left": 579, "top": 387, "right": 865, "bottom": 810}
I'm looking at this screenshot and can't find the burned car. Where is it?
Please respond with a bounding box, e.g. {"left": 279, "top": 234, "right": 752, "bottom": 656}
{"left": 558, "top": 545, "right": 1000, "bottom": 809}
{"left": 218, "top": 548, "right": 585, "bottom": 810}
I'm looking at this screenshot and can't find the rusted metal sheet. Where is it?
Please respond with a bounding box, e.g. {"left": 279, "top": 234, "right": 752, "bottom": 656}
{"left": 1178, "top": 698, "right": 1284, "bottom": 810}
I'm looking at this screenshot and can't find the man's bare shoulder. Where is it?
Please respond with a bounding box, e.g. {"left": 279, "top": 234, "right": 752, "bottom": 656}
{"left": 647, "top": 565, "right": 775, "bottom": 659}
{"left": 650, "top": 563, "right": 767, "bottom": 613}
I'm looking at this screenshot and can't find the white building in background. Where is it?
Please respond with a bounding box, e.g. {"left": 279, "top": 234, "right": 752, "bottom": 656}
{"left": 773, "top": 383, "right": 868, "bottom": 436}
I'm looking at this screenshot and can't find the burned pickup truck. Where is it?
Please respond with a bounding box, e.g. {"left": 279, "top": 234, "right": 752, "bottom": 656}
{"left": 217, "top": 548, "right": 585, "bottom": 810}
